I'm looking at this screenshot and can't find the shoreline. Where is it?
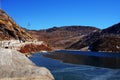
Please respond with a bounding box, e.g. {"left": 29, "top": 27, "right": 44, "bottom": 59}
{"left": 53, "top": 50, "right": 120, "bottom": 58}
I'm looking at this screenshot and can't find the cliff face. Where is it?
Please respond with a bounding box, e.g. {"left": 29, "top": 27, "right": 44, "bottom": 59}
{"left": 0, "top": 9, "right": 33, "bottom": 40}
{"left": 68, "top": 22, "right": 120, "bottom": 52}
{"left": 28, "top": 26, "right": 99, "bottom": 49}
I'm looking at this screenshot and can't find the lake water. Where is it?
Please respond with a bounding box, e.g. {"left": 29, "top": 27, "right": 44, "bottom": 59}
{"left": 29, "top": 50, "right": 120, "bottom": 80}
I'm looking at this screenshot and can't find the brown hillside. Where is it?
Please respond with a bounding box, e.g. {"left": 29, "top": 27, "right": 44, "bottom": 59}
{"left": 68, "top": 22, "right": 120, "bottom": 52}
{"left": 28, "top": 26, "right": 99, "bottom": 49}
{"left": 0, "top": 9, "right": 33, "bottom": 40}
{"left": 89, "top": 37, "right": 120, "bottom": 52}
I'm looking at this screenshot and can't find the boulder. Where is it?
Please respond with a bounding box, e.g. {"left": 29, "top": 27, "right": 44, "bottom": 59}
{"left": 0, "top": 48, "right": 54, "bottom": 80}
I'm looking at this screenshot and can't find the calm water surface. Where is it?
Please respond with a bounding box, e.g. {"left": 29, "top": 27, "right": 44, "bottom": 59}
{"left": 29, "top": 50, "right": 120, "bottom": 80}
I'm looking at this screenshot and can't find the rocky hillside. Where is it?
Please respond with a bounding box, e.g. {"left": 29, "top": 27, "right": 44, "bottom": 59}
{"left": 0, "top": 9, "right": 53, "bottom": 54}
{"left": 68, "top": 22, "right": 120, "bottom": 52}
{"left": 89, "top": 22, "right": 120, "bottom": 52}
{"left": 28, "top": 26, "right": 99, "bottom": 49}
{"left": 102, "top": 23, "right": 120, "bottom": 35}
{"left": 89, "top": 36, "right": 120, "bottom": 52}
{"left": 67, "top": 31, "right": 101, "bottom": 50}
{"left": 0, "top": 9, "right": 33, "bottom": 41}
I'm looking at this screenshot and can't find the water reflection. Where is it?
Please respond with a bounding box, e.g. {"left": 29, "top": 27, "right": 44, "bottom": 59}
{"left": 43, "top": 50, "right": 120, "bottom": 68}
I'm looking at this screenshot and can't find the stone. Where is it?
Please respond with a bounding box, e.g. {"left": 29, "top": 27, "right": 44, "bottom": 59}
{"left": 0, "top": 48, "right": 54, "bottom": 80}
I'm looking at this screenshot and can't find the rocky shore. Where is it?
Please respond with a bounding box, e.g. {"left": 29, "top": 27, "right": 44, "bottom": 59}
{"left": 0, "top": 48, "right": 54, "bottom": 80}
{"left": 0, "top": 40, "right": 53, "bottom": 54}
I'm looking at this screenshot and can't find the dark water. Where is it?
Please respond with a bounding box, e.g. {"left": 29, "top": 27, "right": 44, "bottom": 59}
{"left": 29, "top": 50, "right": 120, "bottom": 80}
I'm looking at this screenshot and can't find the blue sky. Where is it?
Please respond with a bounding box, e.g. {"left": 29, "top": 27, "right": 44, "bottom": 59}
{"left": 1, "top": 0, "right": 120, "bottom": 30}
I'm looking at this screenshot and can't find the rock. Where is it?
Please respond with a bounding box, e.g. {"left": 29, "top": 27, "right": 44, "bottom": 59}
{"left": 0, "top": 48, "right": 54, "bottom": 80}
{"left": 19, "top": 42, "right": 53, "bottom": 55}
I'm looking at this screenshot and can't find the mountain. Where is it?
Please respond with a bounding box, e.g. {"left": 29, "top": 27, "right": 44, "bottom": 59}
{"left": 89, "top": 23, "right": 120, "bottom": 52}
{"left": 0, "top": 9, "right": 33, "bottom": 41}
{"left": 89, "top": 36, "right": 120, "bottom": 52}
{"left": 68, "top": 22, "right": 120, "bottom": 52}
{"left": 28, "top": 26, "right": 100, "bottom": 49}
{"left": 67, "top": 31, "right": 101, "bottom": 50}
{"left": 102, "top": 23, "right": 120, "bottom": 35}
